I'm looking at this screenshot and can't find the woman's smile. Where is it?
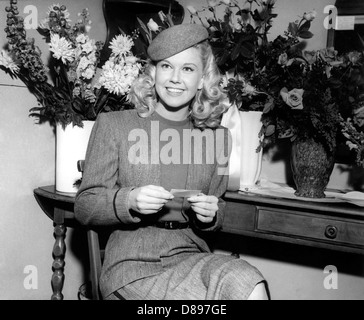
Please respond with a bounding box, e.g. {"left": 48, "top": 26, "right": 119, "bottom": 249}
{"left": 165, "top": 87, "right": 185, "bottom": 95}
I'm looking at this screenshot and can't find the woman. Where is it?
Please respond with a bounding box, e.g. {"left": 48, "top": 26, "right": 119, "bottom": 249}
{"left": 75, "top": 24, "right": 268, "bottom": 300}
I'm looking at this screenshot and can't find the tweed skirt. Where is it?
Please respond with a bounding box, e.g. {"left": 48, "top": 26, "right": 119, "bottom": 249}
{"left": 105, "top": 252, "right": 265, "bottom": 300}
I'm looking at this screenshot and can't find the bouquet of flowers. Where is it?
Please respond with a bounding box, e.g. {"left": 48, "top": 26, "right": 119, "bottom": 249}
{"left": 186, "top": 0, "right": 317, "bottom": 139}
{"left": 0, "top": 1, "right": 145, "bottom": 128}
{"left": 187, "top": 0, "right": 364, "bottom": 165}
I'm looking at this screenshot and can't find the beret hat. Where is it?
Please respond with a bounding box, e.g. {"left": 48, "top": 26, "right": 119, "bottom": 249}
{"left": 147, "top": 24, "right": 209, "bottom": 61}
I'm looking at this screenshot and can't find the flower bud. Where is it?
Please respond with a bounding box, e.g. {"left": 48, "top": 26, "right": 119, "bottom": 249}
{"left": 158, "top": 11, "right": 167, "bottom": 22}
{"left": 147, "top": 19, "right": 159, "bottom": 32}
{"left": 303, "top": 10, "right": 317, "bottom": 22}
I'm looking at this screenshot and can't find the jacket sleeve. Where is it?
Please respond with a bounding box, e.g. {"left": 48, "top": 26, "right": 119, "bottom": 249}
{"left": 74, "top": 113, "right": 141, "bottom": 226}
{"left": 193, "top": 126, "right": 232, "bottom": 232}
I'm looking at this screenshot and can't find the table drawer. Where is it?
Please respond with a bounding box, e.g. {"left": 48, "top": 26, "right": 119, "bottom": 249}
{"left": 257, "top": 209, "right": 364, "bottom": 246}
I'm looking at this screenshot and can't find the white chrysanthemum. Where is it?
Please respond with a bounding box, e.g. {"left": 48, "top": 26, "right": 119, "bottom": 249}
{"left": 98, "top": 60, "right": 141, "bottom": 96}
{"left": 49, "top": 34, "right": 75, "bottom": 64}
{"left": 0, "top": 50, "right": 19, "bottom": 74}
{"left": 109, "top": 35, "right": 134, "bottom": 57}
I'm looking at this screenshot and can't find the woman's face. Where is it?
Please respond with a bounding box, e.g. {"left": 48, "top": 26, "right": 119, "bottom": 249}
{"left": 155, "top": 47, "right": 204, "bottom": 110}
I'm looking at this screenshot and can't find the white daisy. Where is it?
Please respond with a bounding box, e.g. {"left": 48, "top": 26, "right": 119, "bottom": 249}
{"left": 49, "top": 34, "right": 75, "bottom": 64}
{"left": 109, "top": 35, "right": 134, "bottom": 57}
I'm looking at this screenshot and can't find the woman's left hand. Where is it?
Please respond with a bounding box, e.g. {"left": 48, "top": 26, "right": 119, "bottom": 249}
{"left": 187, "top": 194, "right": 218, "bottom": 224}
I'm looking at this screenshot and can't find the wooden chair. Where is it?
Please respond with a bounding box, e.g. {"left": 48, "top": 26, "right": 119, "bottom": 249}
{"left": 87, "top": 228, "right": 103, "bottom": 300}
{"left": 77, "top": 160, "right": 105, "bottom": 300}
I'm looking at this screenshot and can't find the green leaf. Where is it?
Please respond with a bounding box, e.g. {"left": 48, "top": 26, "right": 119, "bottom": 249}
{"left": 299, "top": 20, "right": 311, "bottom": 32}
{"left": 297, "top": 30, "right": 314, "bottom": 39}
{"left": 288, "top": 22, "right": 299, "bottom": 36}
{"left": 231, "top": 43, "right": 241, "bottom": 61}
{"left": 137, "top": 17, "right": 150, "bottom": 37}
{"left": 263, "top": 100, "right": 274, "bottom": 113}
{"left": 239, "top": 42, "right": 255, "bottom": 59}
{"left": 265, "top": 124, "right": 275, "bottom": 136}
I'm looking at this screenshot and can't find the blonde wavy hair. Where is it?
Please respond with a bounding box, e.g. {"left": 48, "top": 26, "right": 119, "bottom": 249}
{"left": 128, "top": 40, "right": 229, "bottom": 129}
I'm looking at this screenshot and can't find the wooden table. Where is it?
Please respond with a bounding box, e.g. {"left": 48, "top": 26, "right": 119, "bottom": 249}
{"left": 34, "top": 185, "right": 364, "bottom": 300}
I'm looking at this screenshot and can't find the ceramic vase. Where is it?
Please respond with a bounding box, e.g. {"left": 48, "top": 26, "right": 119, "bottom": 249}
{"left": 290, "top": 135, "right": 335, "bottom": 198}
{"left": 239, "top": 110, "right": 264, "bottom": 191}
{"left": 221, "top": 105, "right": 263, "bottom": 191}
{"left": 56, "top": 121, "right": 94, "bottom": 193}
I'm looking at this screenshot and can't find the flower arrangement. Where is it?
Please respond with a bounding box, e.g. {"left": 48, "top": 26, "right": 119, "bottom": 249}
{"left": 0, "top": 1, "right": 144, "bottom": 128}
{"left": 187, "top": 0, "right": 364, "bottom": 165}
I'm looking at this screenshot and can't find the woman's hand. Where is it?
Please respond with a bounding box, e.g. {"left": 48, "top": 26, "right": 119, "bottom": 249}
{"left": 128, "top": 185, "right": 174, "bottom": 215}
{"left": 187, "top": 193, "right": 218, "bottom": 224}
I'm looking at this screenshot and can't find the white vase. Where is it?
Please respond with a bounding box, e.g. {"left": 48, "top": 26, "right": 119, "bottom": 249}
{"left": 56, "top": 121, "right": 94, "bottom": 193}
{"left": 239, "top": 110, "right": 263, "bottom": 191}
{"left": 221, "top": 105, "right": 263, "bottom": 191}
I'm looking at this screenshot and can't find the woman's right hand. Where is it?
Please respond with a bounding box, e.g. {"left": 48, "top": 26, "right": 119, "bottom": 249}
{"left": 128, "top": 185, "right": 174, "bottom": 215}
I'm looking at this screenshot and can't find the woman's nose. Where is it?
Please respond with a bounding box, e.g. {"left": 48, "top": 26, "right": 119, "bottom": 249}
{"left": 170, "top": 68, "right": 181, "bottom": 83}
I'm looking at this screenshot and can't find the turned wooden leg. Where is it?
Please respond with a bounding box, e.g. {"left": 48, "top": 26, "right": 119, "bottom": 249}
{"left": 51, "top": 208, "right": 67, "bottom": 300}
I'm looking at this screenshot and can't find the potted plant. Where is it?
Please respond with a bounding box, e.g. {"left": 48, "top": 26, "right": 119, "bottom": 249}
{"left": 0, "top": 1, "right": 145, "bottom": 192}
{"left": 186, "top": 0, "right": 316, "bottom": 191}
{"left": 186, "top": 0, "right": 364, "bottom": 197}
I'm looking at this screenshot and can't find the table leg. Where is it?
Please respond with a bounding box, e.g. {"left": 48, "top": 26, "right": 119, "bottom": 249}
{"left": 51, "top": 209, "right": 66, "bottom": 300}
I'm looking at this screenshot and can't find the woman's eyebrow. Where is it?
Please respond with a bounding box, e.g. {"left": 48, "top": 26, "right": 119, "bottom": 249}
{"left": 161, "top": 59, "right": 199, "bottom": 68}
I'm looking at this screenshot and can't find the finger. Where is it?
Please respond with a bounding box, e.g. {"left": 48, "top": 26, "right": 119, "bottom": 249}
{"left": 139, "top": 209, "right": 162, "bottom": 215}
{"left": 138, "top": 194, "right": 169, "bottom": 205}
{"left": 195, "top": 213, "right": 214, "bottom": 223}
{"left": 144, "top": 186, "right": 174, "bottom": 200}
{"left": 190, "top": 202, "right": 218, "bottom": 212}
{"left": 190, "top": 205, "right": 213, "bottom": 217}
{"left": 136, "top": 202, "right": 165, "bottom": 213}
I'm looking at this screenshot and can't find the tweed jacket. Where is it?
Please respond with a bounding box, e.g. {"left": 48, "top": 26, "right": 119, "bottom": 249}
{"left": 74, "top": 110, "right": 231, "bottom": 297}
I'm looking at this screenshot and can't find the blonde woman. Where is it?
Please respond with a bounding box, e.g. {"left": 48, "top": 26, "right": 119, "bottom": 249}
{"left": 75, "top": 24, "right": 268, "bottom": 300}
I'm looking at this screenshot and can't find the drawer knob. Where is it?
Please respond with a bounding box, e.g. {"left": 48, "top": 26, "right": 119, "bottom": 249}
{"left": 325, "top": 225, "right": 338, "bottom": 239}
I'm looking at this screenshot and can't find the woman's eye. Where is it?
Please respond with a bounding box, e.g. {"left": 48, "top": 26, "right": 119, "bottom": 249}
{"left": 183, "top": 66, "right": 195, "bottom": 72}
{"left": 161, "top": 63, "right": 171, "bottom": 69}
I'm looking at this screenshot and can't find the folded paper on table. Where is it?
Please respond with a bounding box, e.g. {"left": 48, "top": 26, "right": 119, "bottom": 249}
{"left": 336, "top": 191, "right": 364, "bottom": 207}
{"left": 170, "top": 189, "right": 202, "bottom": 198}
{"left": 240, "top": 179, "right": 345, "bottom": 203}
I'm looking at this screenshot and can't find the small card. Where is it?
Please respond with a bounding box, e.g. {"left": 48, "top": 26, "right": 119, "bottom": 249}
{"left": 170, "top": 189, "right": 202, "bottom": 198}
